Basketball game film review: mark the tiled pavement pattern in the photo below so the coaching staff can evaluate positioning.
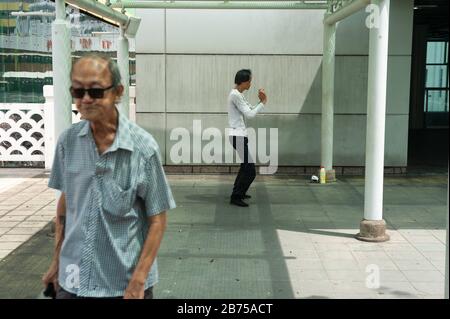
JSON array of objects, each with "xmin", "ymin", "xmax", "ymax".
[
  {"xmin": 0, "ymin": 169, "xmax": 447, "ymax": 299},
  {"xmin": 0, "ymin": 170, "xmax": 56, "ymax": 261}
]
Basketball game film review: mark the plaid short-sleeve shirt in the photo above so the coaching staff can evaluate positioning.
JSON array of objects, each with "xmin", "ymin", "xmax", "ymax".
[{"xmin": 48, "ymin": 110, "xmax": 176, "ymax": 297}]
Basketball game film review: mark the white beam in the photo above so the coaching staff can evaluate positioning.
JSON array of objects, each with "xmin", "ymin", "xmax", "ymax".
[
  {"xmin": 363, "ymin": 0, "xmax": 390, "ymax": 221},
  {"xmin": 324, "ymin": 0, "xmax": 370, "ymax": 25},
  {"xmin": 66, "ymin": 0, "xmax": 129, "ymax": 26},
  {"xmin": 11, "ymin": 11, "xmax": 56, "ymax": 17},
  {"xmin": 112, "ymin": 1, "xmax": 328, "ymax": 9},
  {"xmin": 321, "ymin": 14, "xmax": 336, "ymax": 172}
]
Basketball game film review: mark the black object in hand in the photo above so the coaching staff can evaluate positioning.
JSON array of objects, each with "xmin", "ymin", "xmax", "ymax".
[{"xmin": 43, "ymin": 283, "xmax": 57, "ymax": 299}]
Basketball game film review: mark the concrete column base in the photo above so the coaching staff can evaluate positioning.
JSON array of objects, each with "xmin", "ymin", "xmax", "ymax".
[
  {"xmin": 326, "ymin": 169, "xmax": 336, "ymax": 182},
  {"xmin": 355, "ymin": 219, "xmax": 390, "ymax": 242},
  {"xmin": 316, "ymin": 168, "xmax": 336, "ymax": 183}
]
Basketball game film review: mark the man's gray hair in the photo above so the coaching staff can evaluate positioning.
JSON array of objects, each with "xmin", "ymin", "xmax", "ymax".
[{"xmin": 71, "ymin": 53, "xmax": 122, "ymax": 88}]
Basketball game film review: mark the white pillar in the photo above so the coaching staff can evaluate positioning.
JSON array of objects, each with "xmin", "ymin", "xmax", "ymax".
[
  {"xmin": 117, "ymin": 27, "xmax": 130, "ymax": 118},
  {"xmin": 49, "ymin": 0, "xmax": 71, "ymax": 168},
  {"xmin": 43, "ymin": 85, "xmax": 54, "ymax": 170},
  {"xmin": 364, "ymin": 0, "xmax": 390, "ymax": 221},
  {"xmin": 129, "ymin": 85, "xmax": 136, "ymax": 122},
  {"xmin": 321, "ymin": 16, "xmax": 336, "ymax": 174}
]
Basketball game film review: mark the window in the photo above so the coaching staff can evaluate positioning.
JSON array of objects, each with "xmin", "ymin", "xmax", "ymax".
[
  {"xmin": 424, "ymin": 41, "xmax": 449, "ymax": 128},
  {"xmin": 0, "ymin": 0, "xmax": 136, "ymax": 104}
]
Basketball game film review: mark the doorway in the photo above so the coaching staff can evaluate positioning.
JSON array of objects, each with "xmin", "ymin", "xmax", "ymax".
[{"xmin": 408, "ymin": 0, "xmax": 449, "ymax": 167}]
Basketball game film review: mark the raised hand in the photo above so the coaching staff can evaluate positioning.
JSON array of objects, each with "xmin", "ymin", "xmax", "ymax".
[{"xmin": 258, "ymin": 88, "xmax": 267, "ymax": 104}]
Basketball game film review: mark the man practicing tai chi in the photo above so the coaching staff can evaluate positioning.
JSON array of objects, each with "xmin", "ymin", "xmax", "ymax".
[{"xmin": 227, "ymin": 69, "xmax": 267, "ymax": 207}]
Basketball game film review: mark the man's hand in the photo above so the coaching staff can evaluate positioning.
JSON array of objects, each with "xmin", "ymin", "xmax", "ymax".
[
  {"xmin": 258, "ymin": 88, "xmax": 267, "ymax": 104},
  {"xmin": 124, "ymin": 279, "xmax": 145, "ymax": 299},
  {"xmin": 42, "ymin": 260, "xmax": 59, "ymax": 292}
]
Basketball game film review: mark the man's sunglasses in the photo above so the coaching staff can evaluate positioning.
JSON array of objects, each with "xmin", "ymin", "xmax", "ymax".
[{"xmin": 70, "ymin": 85, "xmax": 114, "ymax": 99}]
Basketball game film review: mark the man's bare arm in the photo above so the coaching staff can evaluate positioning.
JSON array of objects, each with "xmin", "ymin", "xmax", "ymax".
[
  {"xmin": 42, "ymin": 192, "xmax": 66, "ymax": 289},
  {"xmin": 124, "ymin": 212, "xmax": 167, "ymax": 298},
  {"xmin": 54, "ymin": 192, "xmax": 66, "ymax": 259}
]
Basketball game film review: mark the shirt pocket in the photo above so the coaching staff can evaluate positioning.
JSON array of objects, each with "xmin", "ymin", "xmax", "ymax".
[{"xmin": 102, "ymin": 180, "xmax": 136, "ymax": 218}]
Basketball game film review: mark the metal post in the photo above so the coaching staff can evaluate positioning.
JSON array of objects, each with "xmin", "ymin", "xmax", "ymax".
[
  {"xmin": 117, "ymin": 27, "xmax": 130, "ymax": 117},
  {"xmin": 356, "ymin": 0, "xmax": 390, "ymax": 242},
  {"xmin": 321, "ymin": 14, "xmax": 336, "ymax": 182},
  {"xmin": 49, "ymin": 0, "xmax": 72, "ymax": 168}
]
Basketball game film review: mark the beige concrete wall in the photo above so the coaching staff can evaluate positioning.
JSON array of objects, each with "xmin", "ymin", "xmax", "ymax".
[{"xmin": 134, "ymin": 1, "xmax": 414, "ymax": 166}]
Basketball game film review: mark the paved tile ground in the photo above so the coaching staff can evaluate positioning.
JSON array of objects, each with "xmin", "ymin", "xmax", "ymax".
[
  {"xmin": 0, "ymin": 169, "xmax": 55, "ymax": 261},
  {"xmin": 0, "ymin": 168, "xmax": 448, "ymax": 299}
]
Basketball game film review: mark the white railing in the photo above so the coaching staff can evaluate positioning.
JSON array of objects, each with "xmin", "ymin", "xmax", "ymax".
[
  {"xmin": 0, "ymin": 103, "xmax": 45, "ymax": 161},
  {"xmin": 0, "ymin": 85, "xmax": 136, "ymax": 165}
]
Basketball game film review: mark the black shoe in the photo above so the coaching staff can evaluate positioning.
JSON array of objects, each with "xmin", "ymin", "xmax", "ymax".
[
  {"xmin": 242, "ymin": 194, "xmax": 251, "ymax": 199},
  {"xmin": 230, "ymin": 198, "xmax": 249, "ymax": 207}
]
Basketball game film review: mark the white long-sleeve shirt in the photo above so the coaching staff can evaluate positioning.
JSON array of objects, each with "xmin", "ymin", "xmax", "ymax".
[{"xmin": 227, "ymin": 88, "xmax": 265, "ymax": 137}]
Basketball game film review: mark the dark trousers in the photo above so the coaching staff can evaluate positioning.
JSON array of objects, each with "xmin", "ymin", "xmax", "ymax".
[
  {"xmin": 55, "ymin": 286, "xmax": 154, "ymax": 299},
  {"xmin": 230, "ymin": 136, "xmax": 256, "ymax": 199}
]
